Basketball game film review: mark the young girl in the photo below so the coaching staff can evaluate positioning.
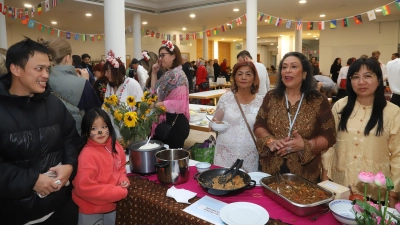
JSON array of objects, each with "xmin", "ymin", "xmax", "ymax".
[{"xmin": 72, "ymin": 108, "xmax": 129, "ymax": 225}]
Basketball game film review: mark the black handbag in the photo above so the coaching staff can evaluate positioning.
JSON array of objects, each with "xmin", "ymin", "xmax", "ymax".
[
  {"xmin": 155, "ymin": 114, "xmax": 179, "ymax": 141},
  {"xmin": 200, "ymin": 81, "xmax": 209, "ymax": 89}
]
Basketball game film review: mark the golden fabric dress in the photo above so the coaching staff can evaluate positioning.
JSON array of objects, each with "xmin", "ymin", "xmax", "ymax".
[
  {"xmin": 254, "ymin": 90, "xmax": 336, "ymax": 183},
  {"xmin": 322, "ymin": 97, "xmax": 400, "ymax": 199}
]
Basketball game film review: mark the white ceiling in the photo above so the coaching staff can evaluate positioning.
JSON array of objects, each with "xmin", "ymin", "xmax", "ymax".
[{"xmin": 4, "ymin": 0, "xmax": 400, "ymax": 44}]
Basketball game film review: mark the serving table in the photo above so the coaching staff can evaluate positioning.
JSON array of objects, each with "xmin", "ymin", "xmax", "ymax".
[
  {"xmin": 116, "ymin": 165, "xmax": 340, "ymax": 225},
  {"xmin": 188, "ymin": 104, "xmax": 215, "ymax": 132},
  {"xmin": 189, "ymin": 89, "xmax": 227, "ymax": 106}
]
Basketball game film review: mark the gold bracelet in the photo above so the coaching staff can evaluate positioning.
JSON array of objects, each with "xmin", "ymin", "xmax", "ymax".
[{"xmin": 265, "ymin": 137, "xmax": 275, "ymax": 148}]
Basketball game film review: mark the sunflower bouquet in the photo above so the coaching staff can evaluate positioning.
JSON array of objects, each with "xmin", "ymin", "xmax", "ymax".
[{"xmin": 102, "ymin": 91, "xmax": 166, "ymax": 146}]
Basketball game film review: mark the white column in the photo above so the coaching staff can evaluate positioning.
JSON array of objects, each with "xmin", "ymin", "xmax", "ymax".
[
  {"xmin": 278, "ymin": 36, "xmax": 291, "ymax": 61},
  {"xmin": 261, "ymin": 45, "xmax": 268, "ymax": 66},
  {"xmin": 104, "ymin": 0, "xmax": 126, "ymax": 63},
  {"xmin": 213, "ymin": 41, "xmax": 218, "ymax": 59},
  {"xmin": 295, "ymin": 28, "xmax": 302, "ymax": 53},
  {"xmin": 246, "ymin": 0, "xmax": 257, "ymax": 58},
  {"xmin": 133, "ymin": 13, "xmax": 141, "ymax": 59},
  {"xmin": 202, "ymin": 26, "xmax": 208, "ymax": 60},
  {"xmin": 0, "ymin": 0, "xmax": 7, "ymax": 49}
]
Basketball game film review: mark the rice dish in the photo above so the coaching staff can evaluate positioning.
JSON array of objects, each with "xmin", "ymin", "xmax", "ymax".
[{"xmin": 139, "ymin": 143, "xmax": 159, "ymax": 150}]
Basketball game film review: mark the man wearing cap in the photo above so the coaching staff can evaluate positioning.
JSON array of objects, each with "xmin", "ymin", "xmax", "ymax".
[
  {"xmin": 81, "ymin": 53, "xmax": 95, "ymax": 85},
  {"xmin": 128, "ymin": 58, "xmax": 148, "ymax": 89}
]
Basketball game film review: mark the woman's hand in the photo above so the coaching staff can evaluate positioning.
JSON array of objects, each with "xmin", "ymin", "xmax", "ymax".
[
  {"xmin": 119, "ymin": 180, "xmax": 130, "ymax": 188},
  {"xmin": 152, "ymin": 59, "xmax": 161, "ymax": 75},
  {"xmin": 277, "ymin": 130, "xmax": 305, "ymax": 157},
  {"xmin": 48, "ymin": 164, "xmax": 73, "ymax": 191},
  {"xmin": 268, "ymin": 137, "xmax": 289, "ymax": 153},
  {"xmin": 76, "ymin": 68, "xmax": 89, "ymax": 80}
]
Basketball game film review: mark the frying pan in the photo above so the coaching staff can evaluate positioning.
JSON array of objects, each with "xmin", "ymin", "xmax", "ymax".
[{"xmin": 194, "ymin": 168, "xmax": 256, "ymax": 196}]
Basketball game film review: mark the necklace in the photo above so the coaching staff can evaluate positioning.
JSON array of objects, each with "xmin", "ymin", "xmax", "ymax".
[{"xmin": 285, "ymin": 92, "xmax": 304, "ymax": 137}]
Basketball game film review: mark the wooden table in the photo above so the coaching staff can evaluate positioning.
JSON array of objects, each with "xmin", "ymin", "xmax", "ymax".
[
  {"xmin": 189, "ymin": 89, "xmax": 227, "ymax": 106},
  {"xmin": 189, "ymin": 104, "xmax": 215, "ymax": 132},
  {"xmin": 210, "ymin": 83, "xmax": 231, "ymax": 90}
]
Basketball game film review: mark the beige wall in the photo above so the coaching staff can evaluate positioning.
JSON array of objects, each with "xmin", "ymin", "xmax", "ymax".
[{"xmin": 319, "ymin": 20, "xmax": 400, "ymax": 76}]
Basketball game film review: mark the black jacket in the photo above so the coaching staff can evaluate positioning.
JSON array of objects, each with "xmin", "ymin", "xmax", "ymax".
[
  {"xmin": 0, "ymin": 73, "xmax": 81, "ymax": 224},
  {"xmin": 182, "ymin": 62, "xmax": 194, "ymax": 92}
]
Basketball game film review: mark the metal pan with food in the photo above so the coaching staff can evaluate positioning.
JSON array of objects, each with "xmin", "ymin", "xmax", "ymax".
[
  {"xmin": 260, "ymin": 173, "xmax": 333, "ymax": 216},
  {"xmin": 194, "ymin": 168, "xmax": 256, "ymax": 196}
]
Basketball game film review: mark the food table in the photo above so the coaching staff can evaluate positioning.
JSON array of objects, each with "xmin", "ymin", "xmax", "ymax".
[
  {"xmin": 117, "ymin": 164, "xmax": 341, "ymax": 225},
  {"xmin": 189, "ymin": 89, "xmax": 227, "ymax": 106},
  {"xmin": 189, "ymin": 104, "xmax": 215, "ymax": 132}
]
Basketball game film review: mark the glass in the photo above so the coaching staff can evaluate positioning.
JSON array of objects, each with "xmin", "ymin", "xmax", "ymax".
[
  {"xmin": 350, "ymin": 73, "xmax": 376, "ymax": 82},
  {"xmin": 159, "ymin": 53, "xmax": 172, "ymax": 58}
]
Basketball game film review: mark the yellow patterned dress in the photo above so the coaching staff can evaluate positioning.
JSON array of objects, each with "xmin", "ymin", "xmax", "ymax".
[
  {"xmin": 254, "ymin": 90, "xmax": 336, "ymax": 183},
  {"xmin": 322, "ymin": 97, "xmax": 400, "ymax": 199}
]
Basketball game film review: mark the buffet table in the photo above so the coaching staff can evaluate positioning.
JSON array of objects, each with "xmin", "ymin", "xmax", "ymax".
[
  {"xmin": 189, "ymin": 89, "xmax": 227, "ymax": 106},
  {"xmin": 189, "ymin": 104, "xmax": 215, "ymax": 132},
  {"xmin": 116, "ymin": 165, "xmax": 341, "ymax": 225}
]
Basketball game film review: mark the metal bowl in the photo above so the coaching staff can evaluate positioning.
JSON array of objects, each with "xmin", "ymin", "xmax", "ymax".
[{"xmin": 260, "ymin": 173, "xmax": 333, "ymax": 216}]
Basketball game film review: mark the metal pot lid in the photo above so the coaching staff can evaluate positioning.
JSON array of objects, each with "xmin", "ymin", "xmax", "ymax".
[{"xmin": 128, "ymin": 140, "xmax": 164, "ymax": 152}]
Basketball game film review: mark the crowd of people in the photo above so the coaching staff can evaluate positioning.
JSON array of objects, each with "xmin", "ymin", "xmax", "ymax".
[{"xmin": 1, "ymin": 36, "xmax": 400, "ymax": 224}]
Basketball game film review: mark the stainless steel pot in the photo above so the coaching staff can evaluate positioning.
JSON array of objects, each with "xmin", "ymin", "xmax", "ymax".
[
  {"xmin": 154, "ymin": 149, "xmax": 190, "ymax": 184},
  {"xmin": 128, "ymin": 140, "xmax": 164, "ymax": 174}
]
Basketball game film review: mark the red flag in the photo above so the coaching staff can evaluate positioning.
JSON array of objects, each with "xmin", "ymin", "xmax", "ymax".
[
  {"xmin": 221, "ymin": 25, "xmax": 225, "ymax": 32},
  {"xmin": 21, "ymin": 15, "xmax": 29, "ymax": 24},
  {"xmin": 2, "ymin": 4, "xmax": 6, "ymax": 15},
  {"xmin": 151, "ymin": 31, "xmax": 154, "ymax": 37},
  {"xmin": 0, "ymin": 4, "xmax": 2, "ymax": 14},
  {"xmin": 186, "ymin": 34, "xmax": 189, "ymax": 40},
  {"xmin": 192, "ymin": 33, "xmax": 196, "ymax": 40},
  {"xmin": 354, "ymin": 15, "xmax": 362, "ymax": 25},
  {"xmin": 243, "ymin": 14, "xmax": 247, "ymax": 20},
  {"xmin": 18, "ymin": 8, "xmax": 23, "ymax": 19},
  {"xmin": 38, "ymin": 4, "xmax": 42, "ymax": 15},
  {"xmin": 38, "ymin": 24, "xmax": 42, "ymax": 31},
  {"xmin": 206, "ymin": 30, "xmax": 211, "ymax": 37}
]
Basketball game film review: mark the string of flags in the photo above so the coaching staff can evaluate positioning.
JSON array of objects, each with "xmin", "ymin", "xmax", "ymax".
[{"xmin": 1, "ymin": 0, "xmax": 399, "ymax": 41}]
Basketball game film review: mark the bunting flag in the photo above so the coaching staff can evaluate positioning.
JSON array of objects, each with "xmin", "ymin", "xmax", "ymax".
[
  {"xmin": 0, "ymin": 4, "xmax": 2, "ymax": 14},
  {"xmin": 45, "ymin": 0, "xmax": 50, "ymax": 12},
  {"xmin": 151, "ymin": 31, "xmax": 154, "ymax": 37},
  {"xmin": 342, "ymin": 18, "xmax": 349, "ymax": 27},
  {"xmin": 236, "ymin": 17, "xmax": 242, "ymax": 26},
  {"xmin": 330, "ymin": 20, "xmax": 337, "ymax": 29},
  {"xmin": 258, "ymin": 12, "xmax": 264, "ymax": 21},
  {"xmin": 48, "ymin": 27, "xmax": 51, "ymax": 34},
  {"xmin": 52, "ymin": 0, "xmax": 57, "ymax": 7},
  {"xmin": 199, "ymin": 32, "xmax": 203, "ymax": 38},
  {"xmin": 285, "ymin": 20, "xmax": 292, "ymax": 28},
  {"xmin": 28, "ymin": 19, "xmax": 35, "ymax": 28},
  {"xmin": 31, "ymin": 6, "xmax": 34, "ymax": 17},
  {"xmin": 275, "ymin": 18, "xmax": 282, "ymax": 26},
  {"xmin": 185, "ymin": 34, "xmax": 189, "ymax": 40},
  {"xmin": 24, "ymin": 8, "xmax": 28, "ymax": 15},
  {"xmin": 90, "ymin": 35, "xmax": 94, "ymax": 41},
  {"xmin": 381, "ymin": 5, "xmax": 390, "ymax": 16},
  {"xmin": 206, "ymin": 30, "xmax": 211, "ymax": 37},
  {"xmin": 192, "ymin": 33, "xmax": 196, "ymax": 40},
  {"xmin": 307, "ymin": 22, "xmax": 314, "ymax": 30},
  {"xmin": 266, "ymin": 16, "xmax": 273, "ymax": 24},
  {"xmin": 243, "ymin": 14, "xmax": 247, "ymax": 20},
  {"xmin": 179, "ymin": 34, "xmax": 183, "ymax": 41},
  {"xmin": 213, "ymin": 28, "xmax": 218, "ymax": 35},
  {"xmin": 318, "ymin": 21, "xmax": 325, "ymax": 30},
  {"xmin": 354, "ymin": 15, "xmax": 362, "ymax": 24},
  {"xmin": 38, "ymin": 4, "xmax": 42, "ymax": 15},
  {"xmin": 38, "ymin": 23, "xmax": 42, "ymax": 31},
  {"xmin": 97, "ymin": 35, "xmax": 101, "ymax": 41},
  {"xmin": 22, "ymin": 16, "xmax": 29, "ymax": 25},
  {"xmin": 156, "ymin": 32, "xmax": 160, "ymax": 38},
  {"xmin": 74, "ymin": 34, "xmax": 79, "ymax": 40},
  {"xmin": 141, "ymin": 28, "xmax": 144, "ymax": 34},
  {"xmin": 82, "ymin": 34, "xmax": 86, "ymax": 41},
  {"xmin": 145, "ymin": 30, "xmax": 150, "ymax": 35},
  {"xmin": 18, "ymin": 8, "xmax": 23, "ymax": 19},
  {"xmin": 2, "ymin": 4, "xmax": 6, "ymax": 15},
  {"xmin": 173, "ymin": 34, "xmax": 176, "ymax": 41},
  {"xmin": 66, "ymin": 32, "xmax": 71, "ymax": 39},
  {"xmin": 296, "ymin": 21, "xmax": 302, "ymax": 30},
  {"xmin": 229, "ymin": 22, "xmax": 234, "ymax": 29},
  {"xmin": 396, "ymin": 0, "xmax": 400, "ymax": 10},
  {"xmin": 221, "ymin": 25, "xmax": 225, "ymax": 32},
  {"xmin": 367, "ymin": 10, "xmax": 376, "ymax": 21},
  {"xmin": 57, "ymin": 30, "xmax": 60, "ymax": 37},
  {"xmin": 166, "ymin": 34, "xmax": 170, "ymax": 40}
]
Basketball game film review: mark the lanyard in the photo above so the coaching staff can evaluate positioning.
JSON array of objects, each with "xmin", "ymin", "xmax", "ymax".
[{"xmin": 285, "ymin": 92, "xmax": 304, "ymax": 137}]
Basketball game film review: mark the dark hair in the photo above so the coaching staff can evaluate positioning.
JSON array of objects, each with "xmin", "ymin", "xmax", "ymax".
[
  {"xmin": 393, "ymin": 53, "xmax": 399, "ymax": 58},
  {"xmin": 158, "ymin": 44, "xmax": 182, "ymax": 69},
  {"xmin": 130, "ymin": 58, "xmax": 139, "ymax": 65},
  {"xmin": 231, "ymin": 61, "xmax": 260, "ymax": 94},
  {"xmin": 332, "ymin": 58, "xmax": 341, "ymax": 66},
  {"xmin": 338, "ymin": 58, "xmax": 386, "ymax": 136},
  {"xmin": 81, "ymin": 53, "xmax": 90, "ymax": 60},
  {"xmin": 81, "ymin": 108, "xmax": 117, "ymax": 154},
  {"xmin": 103, "ymin": 58, "xmax": 126, "ymax": 87},
  {"xmin": 346, "ymin": 57, "xmax": 356, "ymax": 66},
  {"xmin": 6, "ymin": 37, "xmax": 49, "ymax": 74},
  {"xmin": 272, "ymin": 52, "xmax": 316, "ymax": 101},
  {"xmin": 236, "ymin": 50, "xmax": 253, "ymax": 60},
  {"xmin": 92, "ymin": 63, "xmax": 103, "ymax": 72},
  {"xmin": 72, "ymin": 55, "xmax": 81, "ymax": 67}
]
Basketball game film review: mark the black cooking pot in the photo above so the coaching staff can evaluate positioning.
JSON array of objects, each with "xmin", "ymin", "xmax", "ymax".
[{"xmin": 194, "ymin": 168, "xmax": 256, "ymax": 196}]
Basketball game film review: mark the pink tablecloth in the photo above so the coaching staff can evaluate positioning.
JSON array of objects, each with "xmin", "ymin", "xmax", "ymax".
[{"xmin": 134, "ymin": 166, "xmax": 341, "ymax": 225}]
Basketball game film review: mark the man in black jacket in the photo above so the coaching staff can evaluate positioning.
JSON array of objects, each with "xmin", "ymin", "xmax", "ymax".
[
  {"xmin": 0, "ymin": 38, "xmax": 81, "ymax": 225},
  {"xmin": 182, "ymin": 56, "xmax": 194, "ymax": 93},
  {"xmin": 213, "ymin": 59, "xmax": 220, "ymax": 82}
]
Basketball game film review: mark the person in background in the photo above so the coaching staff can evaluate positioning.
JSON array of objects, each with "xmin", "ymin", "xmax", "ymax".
[
  {"xmin": 212, "ymin": 61, "xmax": 263, "ymax": 172},
  {"xmin": 191, "ymin": 60, "xmax": 197, "ymax": 75},
  {"xmin": 337, "ymin": 57, "xmax": 356, "ymax": 100},
  {"xmin": 391, "ymin": 53, "xmax": 399, "ymax": 61},
  {"xmin": 195, "ymin": 58, "xmax": 210, "ymax": 105},
  {"xmin": 310, "ymin": 56, "xmax": 320, "ymax": 75},
  {"xmin": 129, "ymin": 58, "xmax": 148, "ymax": 90},
  {"xmin": 151, "ymin": 40, "xmax": 190, "ymax": 148},
  {"xmin": 371, "ymin": 50, "xmax": 388, "ymax": 82},
  {"xmin": 387, "ymin": 54, "xmax": 400, "ymax": 107},
  {"xmin": 73, "ymin": 108, "xmax": 129, "ymax": 225},
  {"xmin": 38, "ymin": 37, "xmax": 101, "ymax": 134},
  {"xmin": 360, "ymin": 54, "xmax": 369, "ymax": 59},
  {"xmin": 206, "ymin": 59, "xmax": 214, "ymax": 82},
  {"xmin": 139, "ymin": 50, "xmax": 160, "ymax": 89},
  {"xmin": 322, "ymin": 58, "xmax": 400, "ymax": 207},
  {"xmin": 92, "ymin": 63, "xmax": 107, "ymax": 104},
  {"xmin": 254, "ymin": 52, "xmax": 336, "ymax": 183},
  {"xmin": 182, "ymin": 55, "xmax": 194, "ymax": 93},
  {"xmin": 314, "ymin": 75, "xmax": 338, "ymax": 96},
  {"xmin": 270, "ymin": 65, "xmax": 277, "ymax": 75},
  {"xmin": 330, "ymin": 58, "xmax": 342, "ymax": 84},
  {"xmin": 0, "ymin": 37, "xmax": 81, "ymax": 225},
  {"xmin": 213, "ymin": 59, "xmax": 220, "ymax": 82},
  {"xmin": 220, "ymin": 58, "xmax": 228, "ymax": 81},
  {"xmin": 81, "ymin": 53, "xmax": 95, "ymax": 85},
  {"xmin": 0, "ymin": 48, "xmax": 6, "ymax": 76}
]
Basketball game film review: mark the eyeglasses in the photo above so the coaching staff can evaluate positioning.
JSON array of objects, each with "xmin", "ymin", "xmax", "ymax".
[
  {"xmin": 350, "ymin": 73, "xmax": 376, "ymax": 82},
  {"xmin": 159, "ymin": 53, "xmax": 172, "ymax": 58}
]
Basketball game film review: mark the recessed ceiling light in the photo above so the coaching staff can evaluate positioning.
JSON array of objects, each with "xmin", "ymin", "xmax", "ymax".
[
  {"xmin": 375, "ymin": 8, "xmax": 382, "ymax": 12},
  {"xmin": 182, "ymin": 27, "xmax": 186, "ymax": 31},
  {"xmin": 299, "ymin": 0, "xmax": 306, "ymax": 3},
  {"xmin": 316, "ymin": 38, "xmax": 319, "ymax": 40},
  {"xmin": 24, "ymin": 4, "xmax": 32, "ymax": 8},
  {"xmin": 257, "ymin": 36, "xmax": 260, "ymax": 38},
  {"xmin": 270, "ymin": 43, "xmax": 274, "ymax": 45},
  {"xmin": 142, "ymin": 21, "xmax": 148, "ymax": 25},
  {"xmin": 85, "ymin": 13, "xmax": 92, "ymax": 17},
  {"xmin": 233, "ymin": 40, "xmax": 236, "ymax": 42},
  {"xmin": 51, "ymin": 21, "xmax": 57, "ymax": 24},
  {"xmin": 222, "ymin": 38, "xmax": 225, "ymax": 40},
  {"xmin": 313, "ymin": 35, "xmax": 317, "ymax": 37},
  {"xmin": 307, "ymin": 33, "xmax": 311, "ymax": 35},
  {"xmin": 233, "ymin": 8, "xmax": 239, "ymax": 12},
  {"xmin": 320, "ymin": 14, "xmax": 326, "ymax": 17},
  {"xmin": 279, "ymin": 34, "xmax": 283, "ymax": 36},
  {"xmin": 190, "ymin": 14, "xmax": 195, "ymax": 18}
]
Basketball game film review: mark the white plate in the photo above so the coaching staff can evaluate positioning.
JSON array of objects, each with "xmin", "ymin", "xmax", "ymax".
[
  {"xmin": 248, "ymin": 172, "xmax": 271, "ymax": 186},
  {"xmin": 220, "ymin": 202, "xmax": 269, "ymax": 225},
  {"xmin": 195, "ymin": 121, "xmax": 209, "ymax": 126}
]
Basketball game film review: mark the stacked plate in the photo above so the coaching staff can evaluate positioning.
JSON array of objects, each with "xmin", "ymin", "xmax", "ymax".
[{"xmin": 219, "ymin": 202, "xmax": 269, "ymax": 225}]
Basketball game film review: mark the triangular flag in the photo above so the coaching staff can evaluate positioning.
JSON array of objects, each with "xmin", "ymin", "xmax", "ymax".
[
  {"xmin": 199, "ymin": 32, "xmax": 203, "ymax": 39},
  {"xmin": 258, "ymin": 12, "xmax": 264, "ymax": 21},
  {"xmin": 354, "ymin": 15, "xmax": 362, "ymax": 25},
  {"xmin": 221, "ymin": 25, "xmax": 225, "ymax": 32},
  {"xmin": 214, "ymin": 28, "xmax": 218, "ymax": 35},
  {"xmin": 38, "ymin": 4, "xmax": 42, "ymax": 15},
  {"xmin": 52, "ymin": 0, "xmax": 57, "ymax": 7},
  {"xmin": 45, "ymin": 0, "xmax": 50, "ymax": 12},
  {"xmin": 66, "ymin": 32, "xmax": 71, "ymax": 39},
  {"xmin": 206, "ymin": 30, "xmax": 211, "ymax": 37},
  {"xmin": 266, "ymin": 16, "xmax": 273, "ymax": 24},
  {"xmin": 296, "ymin": 21, "xmax": 302, "ymax": 30},
  {"xmin": 318, "ymin": 21, "xmax": 325, "ymax": 30},
  {"xmin": 307, "ymin": 22, "xmax": 314, "ymax": 30},
  {"xmin": 285, "ymin": 20, "xmax": 292, "ymax": 28},
  {"xmin": 382, "ymin": 5, "xmax": 390, "ymax": 16},
  {"xmin": 192, "ymin": 33, "xmax": 196, "ymax": 40},
  {"xmin": 342, "ymin": 18, "xmax": 349, "ymax": 27},
  {"xmin": 28, "ymin": 19, "xmax": 35, "ymax": 28},
  {"xmin": 330, "ymin": 20, "xmax": 337, "ymax": 29},
  {"xmin": 275, "ymin": 18, "xmax": 282, "ymax": 27}
]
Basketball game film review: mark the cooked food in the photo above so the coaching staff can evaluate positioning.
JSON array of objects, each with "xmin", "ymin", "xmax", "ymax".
[
  {"xmin": 216, "ymin": 121, "xmax": 224, "ymax": 124},
  {"xmin": 268, "ymin": 180, "xmax": 329, "ymax": 204},
  {"xmin": 199, "ymin": 108, "xmax": 207, "ymax": 113},
  {"xmin": 206, "ymin": 108, "xmax": 215, "ymax": 115},
  {"xmin": 138, "ymin": 143, "xmax": 159, "ymax": 150},
  {"xmin": 211, "ymin": 174, "xmax": 245, "ymax": 190}
]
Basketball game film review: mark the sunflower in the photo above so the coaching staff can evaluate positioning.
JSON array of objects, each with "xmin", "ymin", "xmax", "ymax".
[
  {"xmin": 141, "ymin": 115, "xmax": 145, "ymax": 120},
  {"xmin": 126, "ymin": 96, "xmax": 136, "ymax": 107},
  {"xmin": 141, "ymin": 95, "xmax": 146, "ymax": 102},
  {"xmin": 123, "ymin": 112, "xmax": 138, "ymax": 128},
  {"xmin": 143, "ymin": 91, "xmax": 149, "ymax": 97},
  {"xmin": 159, "ymin": 106, "xmax": 167, "ymax": 112},
  {"xmin": 145, "ymin": 109, "xmax": 151, "ymax": 115},
  {"xmin": 102, "ymin": 103, "xmax": 109, "ymax": 112},
  {"xmin": 114, "ymin": 110, "xmax": 123, "ymax": 121},
  {"xmin": 153, "ymin": 95, "xmax": 158, "ymax": 101},
  {"xmin": 104, "ymin": 96, "xmax": 112, "ymax": 104},
  {"xmin": 109, "ymin": 94, "xmax": 118, "ymax": 106}
]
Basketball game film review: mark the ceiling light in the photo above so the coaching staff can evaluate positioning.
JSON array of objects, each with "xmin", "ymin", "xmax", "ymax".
[
  {"xmin": 265, "ymin": 19, "xmax": 267, "ymax": 22},
  {"xmin": 142, "ymin": 21, "xmax": 148, "ymax": 25},
  {"xmin": 270, "ymin": 43, "xmax": 274, "ymax": 45},
  {"xmin": 375, "ymin": 8, "xmax": 382, "ymax": 12},
  {"xmin": 233, "ymin": 40, "xmax": 236, "ymax": 42},
  {"xmin": 85, "ymin": 13, "xmax": 92, "ymax": 17},
  {"xmin": 316, "ymin": 38, "xmax": 319, "ymax": 40},
  {"xmin": 279, "ymin": 35, "xmax": 283, "ymax": 36},
  {"xmin": 307, "ymin": 33, "xmax": 311, "ymax": 35},
  {"xmin": 222, "ymin": 38, "xmax": 225, "ymax": 40},
  {"xmin": 257, "ymin": 36, "xmax": 260, "ymax": 38},
  {"xmin": 313, "ymin": 35, "xmax": 317, "ymax": 37},
  {"xmin": 24, "ymin": 4, "xmax": 32, "ymax": 8},
  {"xmin": 190, "ymin": 14, "xmax": 195, "ymax": 18},
  {"xmin": 233, "ymin": 8, "xmax": 239, "ymax": 12},
  {"xmin": 299, "ymin": 0, "xmax": 306, "ymax": 3},
  {"xmin": 320, "ymin": 14, "xmax": 326, "ymax": 17},
  {"xmin": 51, "ymin": 21, "xmax": 57, "ymax": 24},
  {"xmin": 182, "ymin": 27, "xmax": 186, "ymax": 31}
]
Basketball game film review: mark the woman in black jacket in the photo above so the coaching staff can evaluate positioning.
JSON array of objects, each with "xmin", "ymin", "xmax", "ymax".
[{"xmin": 330, "ymin": 58, "xmax": 342, "ymax": 84}]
